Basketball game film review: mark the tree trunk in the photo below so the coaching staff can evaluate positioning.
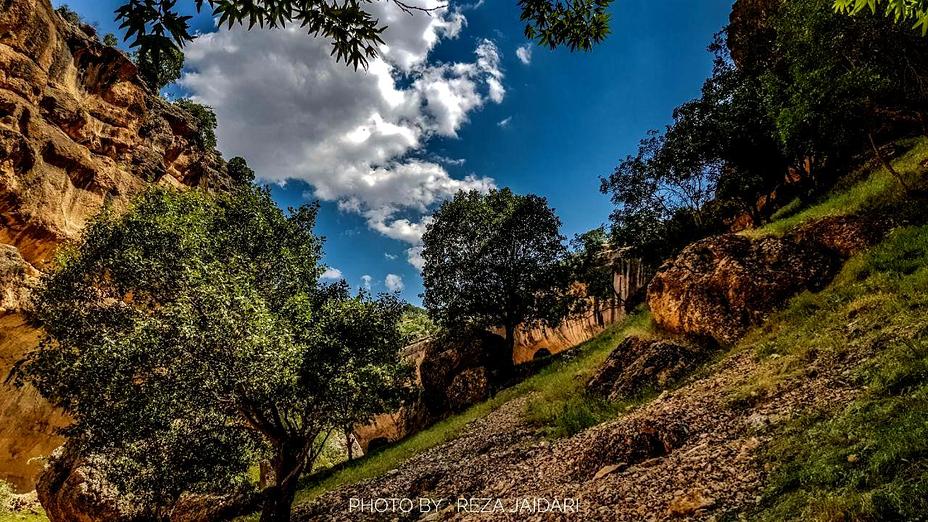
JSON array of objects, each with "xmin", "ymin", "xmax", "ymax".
[
  {"xmin": 345, "ymin": 426, "xmax": 354, "ymax": 461},
  {"xmin": 869, "ymin": 132, "xmax": 911, "ymax": 195},
  {"xmin": 503, "ymin": 323, "xmax": 516, "ymax": 369},
  {"xmin": 259, "ymin": 444, "xmax": 305, "ymax": 522}
]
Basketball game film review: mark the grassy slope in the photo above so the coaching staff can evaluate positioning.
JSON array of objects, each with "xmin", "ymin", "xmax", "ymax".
[
  {"xmin": 0, "ymin": 512, "xmax": 47, "ymax": 522},
  {"xmin": 292, "ymin": 311, "xmax": 654, "ymax": 505},
  {"xmin": 749, "ymin": 138, "xmax": 928, "ymax": 237},
  {"xmin": 727, "ymin": 140, "xmax": 928, "ymax": 519},
  {"xmin": 743, "ymin": 224, "xmax": 928, "ymax": 520},
  {"xmin": 293, "ymin": 138, "xmax": 928, "ymax": 512},
  {"xmin": 730, "ymin": 139, "xmax": 928, "ymax": 521}
]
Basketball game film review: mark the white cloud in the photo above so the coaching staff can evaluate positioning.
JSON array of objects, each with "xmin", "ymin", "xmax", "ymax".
[
  {"xmin": 385, "ymin": 253, "xmax": 398, "ymax": 260},
  {"xmin": 497, "ymin": 116, "xmax": 512, "ymax": 128},
  {"xmin": 320, "ymin": 267, "xmax": 344, "ymax": 280},
  {"xmin": 385, "ymin": 274, "xmax": 405, "ymax": 292},
  {"xmin": 406, "ymin": 245, "xmax": 425, "ymax": 271},
  {"xmin": 459, "ymin": 0, "xmax": 485, "ymax": 10},
  {"xmin": 180, "ymin": 3, "xmax": 504, "ymax": 269},
  {"xmin": 516, "ymin": 43, "xmax": 532, "ymax": 65},
  {"xmin": 361, "ymin": 275, "xmax": 373, "ymax": 290}
]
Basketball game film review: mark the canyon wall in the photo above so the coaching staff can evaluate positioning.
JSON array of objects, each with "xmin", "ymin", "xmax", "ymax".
[{"xmin": 0, "ymin": 0, "xmax": 230, "ymax": 490}]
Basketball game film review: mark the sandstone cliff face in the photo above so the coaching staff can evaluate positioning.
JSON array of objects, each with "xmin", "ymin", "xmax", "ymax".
[
  {"xmin": 0, "ymin": 0, "xmax": 230, "ymax": 490},
  {"xmin": 509, "ymin": 301, "xmax": 624, "ymax": 364}
]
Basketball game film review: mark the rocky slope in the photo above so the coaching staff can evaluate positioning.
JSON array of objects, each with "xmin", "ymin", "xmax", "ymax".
[
  {"xmin": 298, "ymin": 203, "xmax": 916, "ymax": 520},
  {"xmin": 0, "ymin": 0, "xmax": 230, "ymax": 490},
  {"xmin": 297, "ymin": 332, "xmax": 860, "ymax": 521}
]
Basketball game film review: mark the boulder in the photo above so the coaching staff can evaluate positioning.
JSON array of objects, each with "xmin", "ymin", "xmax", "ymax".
[
  {"xmin": 648, "ymin": 214, "xmax": 899, "ymax": 346},
  {"xmin": 419, "ymin": 330, "xmax": 509, "ymax": 416},
  {"xmin": 647, "ymin": 233, "xmax": 837, "ymax": 345},
  {"xmin": 36, "ymin": 446, "xmax": 260, "ymax": 522},
  {"xmin": 587, "ymin": 336, "xmax": 702, "ymax": 400},
  {"xmin": 36, "ymin": 447, "xmax": 146, "ymax": 522},
  {"xmin": 573, "ymin": 418, "xmax": 689, "ymax": 478},
  {"xmin": 788, "ymin": 214, "xmax": 896, "ymax": 259},
  {"xmin": 446, "ymin": 367, "xmax": 490, "ymax": 412}
]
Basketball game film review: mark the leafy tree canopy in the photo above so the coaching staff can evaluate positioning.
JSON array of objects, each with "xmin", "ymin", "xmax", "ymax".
[
  {"xmin": 113, "ymin": 0, "xmax": 614, "ymax": 71},
  {"xmin": 605, "ymin": 1, "xmax": 928, "ymax": 266},
  {"xmin": 568, "ymin": 226, "xmax": 615, "ymax": 303},
  {"xmin": 227, "ymin": 156, "xmax": 256, "ymax": 185},
  {"xmin": 13, "ymin": 186, "xmax": 408, "ymax": 521},
  {"xmin": 132, "ymin": 44, "xmax": 185, "ymax": 92},
  {"xmin": 421, "ymin": 188, "xmax": 572, "ymax": 358},
  {"xmin": 397, "ymin": 304, "xmax": 439, "ymax": 343},
  {"xmin": 174, "ymin": 98, "xmax": 218, "ymax": 150},
  {"xmin": 763, "ymin": 0, "xmax": 928, "ymax": 176},
  {"xmin": 834, "ymin": 0, "xmax": 928, "ymax": 34}
]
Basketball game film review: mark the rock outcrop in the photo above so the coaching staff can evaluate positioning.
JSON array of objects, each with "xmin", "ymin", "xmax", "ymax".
[
  {"xmin": 788, "ymin": 214, "xmax": 896, "ymax": 259},
  {"xmin": 647, "ymin": 233, "xmax": 836, "ymax": 345},
  {"xmin": 36, "ymin": 447, "xmax": 144, "ymax": 522},
  {"xmin": 37, "ymin": 446, "xmax": 260, "ymax": 522},
  {"xmin": 353, "ymin": 331, "xmax": 511, "ymax": 452},
  {"xmin": 647, "ymin": 214, "xmax": 896, "ymax": 345},
  {"xmin": 0, "ymin": 0, "xmax": 231, "ymax": 491},
  {"xmin": 587, "ymin": 336, "xmax": 704, "ymax": 400},
  {"xmin": 419, "ymin": 330, "xmax": 510, "ymax": 416}
]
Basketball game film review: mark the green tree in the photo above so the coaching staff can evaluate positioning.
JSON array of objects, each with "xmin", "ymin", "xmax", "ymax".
[
  {"xmin": 112, "ymin": 0, "xmax": 613, "ymax": 72},
  {"xmin": 834, "ymin": 0, "xmax": 928, "ymax": 34},
  {"xmin": 13, "ymin": 186, "xmax": 407, "ymax": 522},
  {"xmin": 421, "ymin": 188, "xmax": 571, "ymax": 361},
  {"xmin": 132, "ymin": 45, "xmax": 185, "ymax": 92},
  {"xmin": 568, "ymin": 226, "xmax": 616, "ymax": 324},
  {"xmin": 103, "ymin": 33, "xmax": 119, "ymax": 47},
  {"xmin": 55, "ymin": 4, "xmax": 83, "ymax": 25},
  {"xmin": 397, "ymin": 304, "xmax": 439, "ymax": 342},
  {"xmin": 758, "ymin": 0, "xmax": 928, "ymax": 185},
  {"xmin": 227, "ymin": 156, "xmax": 256, "ymax": 185},
  {"xmin": 174, "ymin": 99, "xmax": 218, "ymax": 150}
]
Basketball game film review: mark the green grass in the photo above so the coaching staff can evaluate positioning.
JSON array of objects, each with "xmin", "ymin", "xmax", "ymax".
[
  {"xmin": 736, "ymin": 224, "xmax": 928, "ymax": 520},
  {"xmin": 523, "ymin": 311, "xmax": 654, "ymax": 438},
  {"xmin": 290, "ymin": 310, "xmax": 652, "ymax": 506},
  {"xmin": 0, "ymin": 480, "xmax": 46, "ymax": 522},
  {"xmin": 748, "ymin": 138, "xmax": 928, "ymax": 237}
]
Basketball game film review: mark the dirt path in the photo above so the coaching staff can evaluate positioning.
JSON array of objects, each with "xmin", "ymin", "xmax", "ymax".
[{"xmin": 297, "ymin": 347, "xmax": 860, "ymax": 521}]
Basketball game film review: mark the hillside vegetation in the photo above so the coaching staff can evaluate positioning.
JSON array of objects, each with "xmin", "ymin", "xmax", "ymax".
[{"xmin": 289, "ymin": 139, "xmax": 928, "ymax": 519}]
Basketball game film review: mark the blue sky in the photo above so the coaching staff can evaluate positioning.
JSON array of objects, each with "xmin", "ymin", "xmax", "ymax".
[{"xmin": 60, "ymin": 0, "xmax": 732, "ymax": 305}]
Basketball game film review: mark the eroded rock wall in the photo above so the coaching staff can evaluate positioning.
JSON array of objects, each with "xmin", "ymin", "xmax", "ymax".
[{"xmin": 0, "ymin": 0, "xmax": 230, "ymax": 490}]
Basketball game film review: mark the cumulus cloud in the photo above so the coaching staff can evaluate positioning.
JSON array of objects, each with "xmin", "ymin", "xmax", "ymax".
[
  {"xmin": 180, "ymin": 3, "xmax": 504, "ymax": 269},
  {"xmin": 516, "ymin": 43, "xmax": 532, "ymax": 65},
  {"xmin": 385, "ymin": 274, "xmax": 405, "ymax": 292},
  {"xmin": 385, "ymin": 253, "xmax": 398, "ymax": 260},
  {"xmin": 320, "ymin": 267, "xmax": 344, "ymax": 280},
  {"xmin": 361, "ymin": 275, "xmax": 373, "ymax": 290}
]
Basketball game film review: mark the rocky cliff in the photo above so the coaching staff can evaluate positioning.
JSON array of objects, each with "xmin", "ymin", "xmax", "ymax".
[{"xmin": 0, "ymin": 0, "xmax": 230, "ymax": 490}]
